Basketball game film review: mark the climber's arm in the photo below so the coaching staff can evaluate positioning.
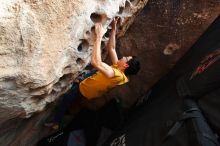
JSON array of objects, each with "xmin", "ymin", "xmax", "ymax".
[
  {"xmin": 91, "ymin": 23, "xmax": 114, "ymax": 78},
  {"xmin": 107, "ymin": 18, "xmax": 119, "ymax": 65}
]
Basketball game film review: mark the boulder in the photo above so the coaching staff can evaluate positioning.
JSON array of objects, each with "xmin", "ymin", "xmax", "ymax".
[{"xmin": 0, "ymin": 0, "xmax": 148, "ymax": 145}]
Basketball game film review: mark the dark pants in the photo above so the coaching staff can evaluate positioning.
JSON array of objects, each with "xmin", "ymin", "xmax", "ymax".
[{"xmin": 53, "ymin": 69, "xmax": 97, "ymax": 123}]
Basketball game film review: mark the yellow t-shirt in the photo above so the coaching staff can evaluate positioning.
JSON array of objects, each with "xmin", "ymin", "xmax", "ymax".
[{"xmin": 79, "ymin": 65, "xmax": 128, "ymax": 99}]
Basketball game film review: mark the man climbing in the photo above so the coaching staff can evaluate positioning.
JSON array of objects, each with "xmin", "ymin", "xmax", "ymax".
[{"xmin": 45, "ymin": 18, "xmax": 141, "ymax": 129}]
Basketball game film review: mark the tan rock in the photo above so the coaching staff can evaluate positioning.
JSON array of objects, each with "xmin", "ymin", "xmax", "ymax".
[
  {"xmin": 0, "ymin": 1, "xmax": 148, "ymax": 145},
  {"xmin": 0, "ymin": 0, "xmax": 148, "ymax": 119}
]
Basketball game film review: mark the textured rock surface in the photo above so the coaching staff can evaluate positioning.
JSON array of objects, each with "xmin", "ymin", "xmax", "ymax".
[
  {"xmin": 0, "ymin": 0, "xmax": 220, "ymax": 145},
  {"xmin": 0, "ymin": 0, "xmax": 147, "ymax": 117},
  {"xmin": 0, "ymin": 0, "xmax": 148, "ymax": 146}
]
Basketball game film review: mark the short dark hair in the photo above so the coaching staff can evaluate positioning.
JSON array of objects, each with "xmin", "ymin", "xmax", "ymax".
[{"xmin": 124, "ymin": 56, "xmax": 140, "ymax": 75}]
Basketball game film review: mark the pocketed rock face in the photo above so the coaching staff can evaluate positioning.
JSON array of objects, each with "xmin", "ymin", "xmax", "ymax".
[
  {"xmin": 0, "ymin": 0, "xmax": 148, "ymax": 145},
  {"xmin": 0, "ymin": 0, "xmax": 148, "ymax": 118}
]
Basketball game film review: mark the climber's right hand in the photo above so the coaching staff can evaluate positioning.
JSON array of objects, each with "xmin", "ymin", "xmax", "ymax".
[{"xmin": 95, "ymin": 23, "xmax": 105, "ymax": 39}]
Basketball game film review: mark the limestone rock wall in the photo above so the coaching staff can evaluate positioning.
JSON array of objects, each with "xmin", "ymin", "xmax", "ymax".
[
  {"xmin": 1, "ymin": 0, "xmax": 220, "ymax": 145},
  {"xmin": 0, "ymin": 0, "xmax": 147, "ymax": 118},
  {"xmin": 0, "ymin": 0, "xmax": 148, "ymax": 145}
]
